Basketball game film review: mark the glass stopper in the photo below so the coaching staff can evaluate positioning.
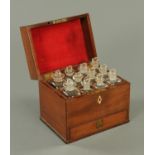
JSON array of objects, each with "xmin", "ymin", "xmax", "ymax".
[{"xmin": 65, "ymin": 65, "xmax": 74, "ymax": 77}]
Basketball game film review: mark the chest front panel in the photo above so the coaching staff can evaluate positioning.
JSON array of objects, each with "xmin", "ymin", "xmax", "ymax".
[{"xmin": 66, "ymin": 82, "xmax": 130, "ymax": 128}]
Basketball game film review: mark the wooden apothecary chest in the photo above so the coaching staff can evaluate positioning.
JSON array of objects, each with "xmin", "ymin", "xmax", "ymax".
[{"xmin": 20, "ymin": 13, "xmax": 130, "ymax": 143}]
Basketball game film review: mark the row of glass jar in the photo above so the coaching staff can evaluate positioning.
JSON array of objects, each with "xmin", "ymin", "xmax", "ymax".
[{"xmin": 50, "ymin": 57, "xmax": 120, "ymax": 96}]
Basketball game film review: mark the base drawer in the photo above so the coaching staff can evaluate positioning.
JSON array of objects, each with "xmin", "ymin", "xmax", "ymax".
[{"xmin": 70, "ymin": 110, "xmax": 128, "ymax": 141}]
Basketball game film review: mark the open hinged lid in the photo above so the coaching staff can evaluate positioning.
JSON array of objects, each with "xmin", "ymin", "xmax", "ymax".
[{"xmin": 20, "ymin": 13, "xmax": 97, "ymax": 80}]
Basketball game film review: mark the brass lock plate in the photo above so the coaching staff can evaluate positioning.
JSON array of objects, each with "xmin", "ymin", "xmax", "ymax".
[{"xmin": 96, "ymin": 119, "xmax": 103, "ymax": 129}]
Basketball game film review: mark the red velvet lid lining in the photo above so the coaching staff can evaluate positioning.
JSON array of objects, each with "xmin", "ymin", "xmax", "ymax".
[{"xmin": 30, "ymin": 19, "xmax": 89, "ymax": 74}]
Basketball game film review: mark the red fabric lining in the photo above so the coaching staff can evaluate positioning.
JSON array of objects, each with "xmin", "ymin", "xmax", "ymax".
[{"xmin": 30, "ymin": 19, "xmax": 89, "ymax": 74}]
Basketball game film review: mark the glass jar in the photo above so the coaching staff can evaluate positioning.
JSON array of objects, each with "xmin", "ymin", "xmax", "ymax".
[
  {"xmin": 63, "ymin": 78, "xmax": 76, "ymax": 92},
  {"xmin": 73, "ymin": 71, "xmax": 83, "ymax": 83},
  {"xmin": 52, "ymin": 69, "xmax": 65, "ymax": 83},
  {"xmin": 81, "ymin": 77, "xmax": 91, "ymax": 91},
  {"xmin": 79, "ymin": 63, "xmax": 88, "ymax": 74},
  {"xmin": 99, "ymin": 64, "xmax": 108, "ymax": 76},
  {"xmin": 87, "ymin": 67, "xmax": 96, "ymax": 80},
  {"xmin": 108, "ymin": 68, "xmax": 117, "ymax": 82},
  {"xmin": 65, "ymin": 65, "xmax": 74, "ymax": 77},
  {"xmin": 95, "ymin": 73, "xmax": 104, "ymax": 87}
]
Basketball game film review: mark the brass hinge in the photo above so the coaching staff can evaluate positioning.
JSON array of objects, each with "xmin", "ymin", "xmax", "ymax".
[{"xmin": 52, "ymin": 18, "xmax": 68, "ymax": 24}]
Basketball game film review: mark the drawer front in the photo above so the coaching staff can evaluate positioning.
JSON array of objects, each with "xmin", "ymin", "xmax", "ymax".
[
  {"xmin": 67, "ymin": 83, "xmax": 130, "ymax": 127},
  {"xmin": 70, "ymin": 110, "xmax": 128, "ymax": 141}
]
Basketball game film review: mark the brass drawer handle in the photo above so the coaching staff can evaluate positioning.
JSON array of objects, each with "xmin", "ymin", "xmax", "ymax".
[
  {"xmin": 96, "ymin": 119, "xmax": 103, "ymax": 129},
  {"xmin": 97, "ymin": 95, "xmax": 102, "ymax": 104}
]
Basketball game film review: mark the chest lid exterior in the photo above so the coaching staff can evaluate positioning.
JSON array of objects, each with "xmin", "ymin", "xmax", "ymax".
[{"xmin": 20, "ymin": 13, "xmax": 97, "ymax": 80}]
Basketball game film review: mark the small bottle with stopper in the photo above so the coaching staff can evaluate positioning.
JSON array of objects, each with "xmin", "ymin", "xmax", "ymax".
[
  {"xmin": 108, "ymin": 68, "xmax": 118, "ymax": 84},
  {"xmin": 63, "ymin": 78, "xmax": 80, "ymax": 97},
  {"xmin": 51, "ymin": 69, "xmax": 65, "ymax": 87},
  {"xmin": 73, "ymin": 71, "xmax": 83, "ymax": 83},
  {"xmin": 95, "ymin": 73, "xmax": 107, "ymax": 88},
  {"xmin": 81, "ymin": 77, "xmax": 91, "ymax": 92},
  {"xmin": 87, "ymin": 67, "xmax": 96, "ymax": 80},
  {"xmin": 98, "ymin": 64, "xmax": 108, "ymax": 77},
  {"xmin": 79, "ymin": 63, "xmax": 88, "ymax": 74},
  {"xmin": 65, "ymin": 65, "xmax": 74, "ymax": 77}
]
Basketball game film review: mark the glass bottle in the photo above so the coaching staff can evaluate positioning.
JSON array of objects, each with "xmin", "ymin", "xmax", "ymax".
[
  {"xmin": 65, "ymin": 65, "xmax": 74, "ymax": 77},
  {"xmin": 52, "ymin": 69, "xmax": 65, "ymax": 83},
  {"xmin": 73, "ymin": 71, "xmax": 83, "ymax": 83},
  {"xmin": 63, "ymin": 78, "xmax": 76, "ymax": 92},
  {"xmin": 99, "ymin": 64, "xmax": 108, "ymax": 76},
  {"xmin": 87, "ymin": 67, "xmax": 96, "ymax": 80},
  {"xmin": 79, "ymin": 63, "xmax": 88, "ymax": 74},
  {"xmin": 82, "ymin": 77, "xmax": 91, "ymax": 91},
  {"xmin": 95, "ymin": 73, "xmax": 105, "ymax": 87},
  {"xmin": 108, "ymin": 68, "xmax": 117, "ymax": 82}
]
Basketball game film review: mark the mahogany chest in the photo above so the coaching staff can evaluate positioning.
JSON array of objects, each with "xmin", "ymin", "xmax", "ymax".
[{"xmin": 20, "ymin": 13, "xmax": 130, "ymax": 143}]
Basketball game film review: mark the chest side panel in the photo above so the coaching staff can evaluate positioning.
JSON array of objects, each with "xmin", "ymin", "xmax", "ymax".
[{"xmin": 39, "ymin": 82, "xmax": 67, "ymax": 140}]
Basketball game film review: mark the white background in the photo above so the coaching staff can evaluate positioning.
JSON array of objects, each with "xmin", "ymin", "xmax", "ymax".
[
  {"xmin": 144, "ymin": 0, "xmax": 155, "ymax": 155},
  {"xmin": 0, "ymin": 0, "xmax": 10, "ymax": 155}
]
